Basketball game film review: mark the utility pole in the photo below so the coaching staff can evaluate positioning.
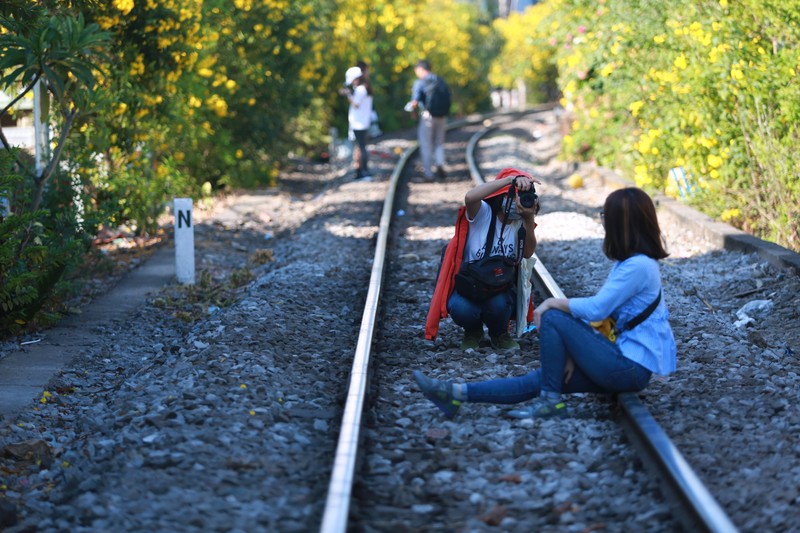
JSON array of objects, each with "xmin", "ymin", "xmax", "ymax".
[{"xmin": 33, "ymin": 79, "xmax": 50, "ymax": 177}]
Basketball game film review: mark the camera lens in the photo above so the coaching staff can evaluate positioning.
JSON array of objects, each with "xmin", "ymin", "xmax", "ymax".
[{"xmin": 519, "ymin": 190, "xmax": 537, "ymax": 208}]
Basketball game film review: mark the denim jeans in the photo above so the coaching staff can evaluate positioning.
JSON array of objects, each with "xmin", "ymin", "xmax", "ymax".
[
  {"xmin": 467, "ymin": 309, "xmax": 651, "ymax": 404},
  {"xmin": 447, "ymin": 288, "xmax": 515, "ymax": 338}
]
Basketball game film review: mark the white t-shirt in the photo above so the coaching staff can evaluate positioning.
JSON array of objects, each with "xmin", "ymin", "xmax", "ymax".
[
  {"xmin": 348, "ymin": 85, "xmax": 373, "ymax": 131},
  {"xmin": 464, "ymin": 201, "xmax": 522, "ymax": 261}
]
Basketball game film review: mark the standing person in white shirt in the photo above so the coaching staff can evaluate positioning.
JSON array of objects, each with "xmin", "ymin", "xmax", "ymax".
[{"xmin": 341, "ymin": 66, "xmax": 373, "ymax": 180}]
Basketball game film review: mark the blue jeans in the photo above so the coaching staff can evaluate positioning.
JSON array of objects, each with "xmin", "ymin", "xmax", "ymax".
[
  {"xmin": 447, "ymin": 288, "xmax": 515, "ymax": 338},
  {"xmin": 467, "ymin": 309, "xmax": 651, "ymax": 403}
]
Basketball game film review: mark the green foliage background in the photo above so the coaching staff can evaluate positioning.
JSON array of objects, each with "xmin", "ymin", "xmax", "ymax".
[
  {"xmin": 1, "ymin": 0, "xmax": 798, "ymax": 333},
  {"xmin": 495, "ymin": 0, "xmax": 799, "ymax": 251}
]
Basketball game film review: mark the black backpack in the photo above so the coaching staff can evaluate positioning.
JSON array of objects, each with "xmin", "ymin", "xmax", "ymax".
[{"xmin": 423, "ymin": 75, "xmax": 451, "ymax": 117}]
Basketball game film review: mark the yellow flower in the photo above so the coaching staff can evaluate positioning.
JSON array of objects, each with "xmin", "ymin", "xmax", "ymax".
[
  {"xmin": 720, "ymin": 208, "xmax": 739, "ymax": 222},
  {"xmin": 707, "ymin": 154, "xmax": 723, "ymax": 168},
  {"xmin": 653, "ymin": 34, "xmax": 666, "ymax": 44},
  {"xmin": 719, "ymin": 0, "xmax": 728, "ymax": 7},
  {"xmin": 113, "ymin": 0, "xmax": 135, "ymax": 15},
  {"xmin": 129, "ymin": 54, "xmax": 145, "ymax": 76},
  {"xmin": 730, "ymin": 67, "xmax": 744, "ymax": 80},
  {"xmin": 674, "ymin": 54, "xmax": 688, "ymax": 70},
  {"xmin": 634, "ymin": 164, "xmax": 650, "ymax": 185}
]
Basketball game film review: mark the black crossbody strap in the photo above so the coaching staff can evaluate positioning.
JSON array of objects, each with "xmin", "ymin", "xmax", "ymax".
[
  {"xmin": 515, "ymin": 226, "xmax": 525, "ymax": 264},
  {"xmin": 619, "ymin": 290, "xmax": 662, "ymax": 333},
  {"xmin": 480, "ymin": 193, "xmax": 515, "ymax": 260},
  {"xmin": 483, "ymin": 207, "xmax": 498, "ymax": 257}
]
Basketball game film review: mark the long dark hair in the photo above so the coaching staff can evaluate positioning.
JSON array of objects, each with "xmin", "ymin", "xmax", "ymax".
[
  {"xmin": 353, "ymin": 76, "xmax": 373, "ymax": 96},
  {"xmin": 603, "ymin": 188, "xmax": 669, "ymax": 261}
]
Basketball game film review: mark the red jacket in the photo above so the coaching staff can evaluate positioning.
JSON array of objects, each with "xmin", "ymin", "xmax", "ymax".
[
  {"xmin": 425, "ymin": 206, "xmax": 469, "ymax": 340},
  {"xmin": 425, "ymin": 167, "xmax": 536, "ymax": 340}
]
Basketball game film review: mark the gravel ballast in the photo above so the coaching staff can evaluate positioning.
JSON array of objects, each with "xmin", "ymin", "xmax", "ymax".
[{"xmin": 1, "ymin": 112, "xmax": 798, "ymax": 532}]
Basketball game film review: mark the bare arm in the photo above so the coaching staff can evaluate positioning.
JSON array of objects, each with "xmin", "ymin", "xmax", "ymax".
[
  {"xmin": 465, "ymin": 173, "xmax": 543, "ymax": 219},
  {"xmin": 464, "ymin": 176, "xmax": 518, "ymax": 219}
]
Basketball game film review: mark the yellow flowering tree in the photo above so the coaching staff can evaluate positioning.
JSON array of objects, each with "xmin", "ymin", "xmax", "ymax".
[
  {"xmin": 323, "ymin": 0, "xmax": 497, "ymax": 135},
  {"xmin": 527, "ymin": 0, "xmax": 799, "ymax": 250},
  {"xmin": 188, "ymin": 0, "xmax": 329, "ymax": 187},
  {"xmin": 490, "ymin": 3, "xmax": 559, "ymax": 104}
]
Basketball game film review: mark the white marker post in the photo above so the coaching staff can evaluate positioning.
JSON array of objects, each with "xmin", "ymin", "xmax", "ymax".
[{"xmin": 174, "ymin": 198, "xmax": 195, "ymax": 284}]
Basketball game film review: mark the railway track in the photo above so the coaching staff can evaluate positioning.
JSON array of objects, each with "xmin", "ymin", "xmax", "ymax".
[
  {"xmin": 321, "ymin": 110, "xmax": 738, "ymax": 532},
  {"xmin": 2, "ymin": 109, "xmax": 797, "ymax": 532}
]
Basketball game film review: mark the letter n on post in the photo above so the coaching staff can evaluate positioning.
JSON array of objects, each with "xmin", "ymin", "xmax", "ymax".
[{"xmin": 174, "ymin": 198, "xmax": 195, "ymax": 284}]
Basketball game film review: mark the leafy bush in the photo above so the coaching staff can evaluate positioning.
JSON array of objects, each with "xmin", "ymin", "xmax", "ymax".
[
  {"xmin": 514, "ymin": 0, "xmax": 799, "ymax": 251},
  {"xmin": 0, "ymin": 152, "xmax": 89, "ymax": 336}
]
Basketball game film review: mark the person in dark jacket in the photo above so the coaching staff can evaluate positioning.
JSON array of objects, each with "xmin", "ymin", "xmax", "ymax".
[{"xmin": 408, "ymin": 59, "xmax": 450, "ymax": 179}]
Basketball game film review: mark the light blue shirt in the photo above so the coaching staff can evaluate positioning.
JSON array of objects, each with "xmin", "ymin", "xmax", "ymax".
[{"xmin": 569, "ymin": 254, "xmax": 677, "ymax": 375}]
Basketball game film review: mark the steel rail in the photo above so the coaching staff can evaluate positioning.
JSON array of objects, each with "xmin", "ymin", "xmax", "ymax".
[
  {"xmin": 468, "ymin": 122, "xmax": 737, "ymax": 533},
  {"xmin": 319, "ymin": 143, "xmax": 412, "ymax": 533},
  {"xmin": 320, "ymin": 106, "xmax": 566, "ymax": 533},
  {"xmin": 320, "ymin": 114, "xmax": 482, "ymax": 533}
]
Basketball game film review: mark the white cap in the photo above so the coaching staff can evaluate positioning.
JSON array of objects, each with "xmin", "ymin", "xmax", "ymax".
[{"xmin": 345, "ymin": 66, "xmax": 362, "ymax": 85}]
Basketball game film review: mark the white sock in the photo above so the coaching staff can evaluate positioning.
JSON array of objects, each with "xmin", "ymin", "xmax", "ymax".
[
  {"xmin": 542, "ymin": 390, "xmax": 561, "ymax": 402},
  {"xmin": 452, "ymin": 383, "xmax": 467, "ymax": 401}
]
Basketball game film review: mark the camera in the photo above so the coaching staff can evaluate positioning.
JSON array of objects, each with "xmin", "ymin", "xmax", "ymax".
[
  {"xmin": 519, "ymin": 187, "xmax": 538, "ymax": 209},
  {"xmin": 339, "ymin": 84, "xmax": 353, "ymax": 97},
  {"xmin": 512, "ymin": 176, "xmax": 539, "ymax": 210}
]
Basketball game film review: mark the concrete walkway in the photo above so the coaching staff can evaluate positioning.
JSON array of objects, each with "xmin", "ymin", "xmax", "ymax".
[{"xmin": 0, "ymin": 246, "xmax": 175, "ymax": 421}]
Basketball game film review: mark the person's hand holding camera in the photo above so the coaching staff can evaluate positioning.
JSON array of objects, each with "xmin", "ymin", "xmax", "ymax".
[{"xmin": 511, "ymin": 175, "xmax": 541, "ymax": 221}]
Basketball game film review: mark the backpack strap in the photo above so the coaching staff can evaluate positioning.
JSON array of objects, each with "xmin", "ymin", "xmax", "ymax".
[{"xmin": 619, "ymin": 290, "xmax": 662, "ymax": 333}]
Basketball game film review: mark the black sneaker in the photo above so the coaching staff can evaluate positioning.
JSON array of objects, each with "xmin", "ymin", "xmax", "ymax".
[
  {"xmin": 413, "ymin": 370, "xmax": 461, "ymax": 419},
  {"xmin": 436, "ymin": 166, "xmax": 446, "ymax": 179}
]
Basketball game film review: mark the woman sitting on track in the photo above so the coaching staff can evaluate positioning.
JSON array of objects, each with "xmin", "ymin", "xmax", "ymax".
[{"xmin": 415, "ymin": 187, "xmax": 676, "ymax": 419}]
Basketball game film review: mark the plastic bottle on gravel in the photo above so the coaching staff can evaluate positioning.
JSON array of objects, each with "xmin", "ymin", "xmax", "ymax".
[{"xmin": 734, "ymin": 299, "xmax": 774, "ymax": 328}]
